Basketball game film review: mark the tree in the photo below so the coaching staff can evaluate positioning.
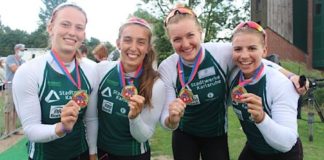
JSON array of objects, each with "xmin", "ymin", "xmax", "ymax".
[
  {"xmin": 28, "ymin": 0, "xmax": 67, "ymax": 49},
  {"xmin": 140, "ymin": 0, "xmax": 250, "ymax": 42},
  {"xmin": 133, "ymin": 9, "xmax": 172, "ymax": 63},
  {"xmin": 0, "ymin": 27, "xmax": 29, "ymax": 56},
  {"xmin": 39, "ymin": 0, "xmax": 67, "ymax": 27},
  {"xmin": 136, "ymin": 0, "xmax": 250, "ymax": 63}
]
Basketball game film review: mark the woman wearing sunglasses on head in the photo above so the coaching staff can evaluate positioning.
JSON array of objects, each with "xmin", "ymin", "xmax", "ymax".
[
  {"xmin": 229, "ymin": 21, "xmax": 303, "ymax": 160},
  {"xmin": 12, "ymin": 2, "xmax": 98, "ymax": 160},
  {"xmin": 95, "ymin": 17, "xmax": 165, "ymax": 160},
  {"xmin": 158, "ymin": 4, "xmax": 305, "ymax": 160}
]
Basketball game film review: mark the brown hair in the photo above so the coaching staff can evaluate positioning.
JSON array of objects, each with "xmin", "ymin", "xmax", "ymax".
[
  {"xmin": 92, "ymin": 43, "xmax": 108, "ymax": 61},
  {"xmin": 118, "ymin": 20, "xmax": 159, "ymax": 107}
]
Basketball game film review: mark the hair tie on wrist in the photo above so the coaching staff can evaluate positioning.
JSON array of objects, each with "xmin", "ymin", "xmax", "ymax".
[{"xmin": 61, "ymin": 123, "xmax": 71, "ymax": 133}]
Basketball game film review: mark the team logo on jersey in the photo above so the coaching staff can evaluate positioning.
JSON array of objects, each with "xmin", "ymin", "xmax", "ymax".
[
  {"xmin": 198, "ymin": 67, "xmax": 216, "ymax": 79},
  {"xmin": 207, "ymin": 92, "xmax": 214, "ymax": 98},
  {"xmin": 49, "ymin": 105, "xmax": 63, "ymax": 119},
  {"xmin": 45, "ymin": 90, "xmax": 60, "ymax": 103},
  {"xmin": 102, "ymin": 99, "xmax": 113, "ymax": 114},
  {"xmin": 101, "ymin": 87, "xmax": 112, "ymax": 98},
  {"xmin": 120, "ymin": 108, "xmax": 127, "ymax": 114}
]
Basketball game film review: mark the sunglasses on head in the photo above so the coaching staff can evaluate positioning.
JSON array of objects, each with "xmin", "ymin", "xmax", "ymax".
[
  {"xmin": 164, "ymin": 7, "xmax": 196, "ymax": 27},
  {"xmin": 234, "ymin": 21, "xmax": 266, "ymax": 35}
]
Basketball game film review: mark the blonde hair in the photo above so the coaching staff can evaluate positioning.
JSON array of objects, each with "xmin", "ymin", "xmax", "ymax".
[{"xmin": 164, "ymin": 5, "xmax": 202, "ymax": 35}]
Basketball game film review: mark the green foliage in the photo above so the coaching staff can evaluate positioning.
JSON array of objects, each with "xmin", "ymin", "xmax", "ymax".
[
  {"xmin": 28, "ymin": 24, "xmax": 49, "ymax": 49},
  {"xmin": 150, "ymin": 108, "xmax": 324, "ymax": 160},
  {"xmin": 137, "ymin": 0, "xmax": 251, "ymax": 64},
  {"xmin": 0, "ymin": 27, "xmax": 29, "ymax": 56},
  {"xmin": 139, "ymin": 0, "xmax": 250, "ymax": 42},
  {"xmin": 39, "ymin": 0, "xmax": 68, "ymax": 27},
  {"xmin": 133, "ymin": 9, "xmax": 173, "ymax": 63}
]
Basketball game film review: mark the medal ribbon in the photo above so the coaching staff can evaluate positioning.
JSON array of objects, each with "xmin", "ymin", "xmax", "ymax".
[
  {"xmin": 118, "ymin": 62, "xmax": 143, "ymax": 87},
  {"xmin": 238, "ymin": 63, "xmax": 264, "ymax": 87},
  {"xmin": 50, "ymin": 50, "xmax": 81, "ymax": 90},
  {"xmin": 177, "ymin": 47, "xmax": 203, "ymax": 88}
]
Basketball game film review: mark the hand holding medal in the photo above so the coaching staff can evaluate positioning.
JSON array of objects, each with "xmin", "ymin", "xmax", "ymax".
[
  {"xmin": 239, "ymin": 93, "xmax": 265, "ymax": 123},
  {"xmin": 167, "ymin": 98, "xmax": 186, "ymax": 129},
  {"xmin": 128, "ymin": 95, "xmax": 145, "ymax": 119},
  {"xmin": 60, "ymin": 100, "xmax": 80, "ymax": 133}
]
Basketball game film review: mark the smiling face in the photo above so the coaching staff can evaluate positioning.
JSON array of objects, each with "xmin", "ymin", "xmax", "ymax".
[
  {"xmin": 47, "ymin": 6, "xmax": 86, "ymax": 58},
  {"xmin": 232, "ymin": 32, "xmax": 266, "ymax": 79},
  {"xmin": 117, "ymin": 24, "xmax": 151, "ymax": 72},
  {"xmin": 167, "ymin": 18, "xmax": 202, "ymax": 62}
]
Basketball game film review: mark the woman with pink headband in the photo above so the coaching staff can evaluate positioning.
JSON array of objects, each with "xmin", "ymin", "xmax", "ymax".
[
  {"xmin": 229, "ymin": 21, "xmax": 303, "ymax": 160},
  {"xmin": 94, "ymin": 16, "xmax": 165, "ymax": 160}
]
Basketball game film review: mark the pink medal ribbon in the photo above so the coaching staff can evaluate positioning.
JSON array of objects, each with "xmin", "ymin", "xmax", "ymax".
[
  {"xmin": 232, "ymin": 63, "xmax": 265, "ymax": 102},
  {"xmin": 118, "ymin": 62, "xmax": 143, "ymax": 100},
  {"xmin": 50, "ymin": 50, "xmax": 88, "ymax": 108},
  {"xmin": 177, "ymin": 47, "xmax": 203, "ymax": 104}
]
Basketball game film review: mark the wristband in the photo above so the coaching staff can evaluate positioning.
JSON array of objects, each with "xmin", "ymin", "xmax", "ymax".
[{"xmin": 61, "ymin": 123, "xmax": 71, "ymax": 133}]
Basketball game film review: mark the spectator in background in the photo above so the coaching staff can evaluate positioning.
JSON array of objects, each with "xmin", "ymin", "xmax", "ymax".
[
  {"xmin": 79, "ymin": 44, "xmax": 96, "ymax": 65},
  {"xmin": 92, "ymin": 43, "xmax": 108, "ymax": 62},
  {"xmin": 4, "ymin": 43, "xmax": 26, "ymax": 136},
  {"xmin": 0, "ymin": 58, "xmax": 6, "ymax": 91},
  {"xmin": 107, "ymin": 49, "xmax": 120, "ymax": 61}
]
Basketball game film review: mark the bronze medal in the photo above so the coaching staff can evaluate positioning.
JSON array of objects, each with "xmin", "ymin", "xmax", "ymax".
[
  {"xmin": 72, "ymin": 90, "xmax": 89, "ymax": 108},
  {"xmin": 179, "ymin": 88, "xmax": 194, "ymax": 104},
  {"xmin": 122, "ymin": 85, "xmax": 138, "ymax": 100},
  {"xmin": 231, "ymin": 85, "xmax": 247, "ymax": 103}
]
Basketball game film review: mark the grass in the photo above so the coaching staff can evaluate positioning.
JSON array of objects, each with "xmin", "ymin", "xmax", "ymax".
[
  {"xmin": 0, "ymin": 138, "xmax": 28, "ymax": 160},
  {"xmin": 150, "ymin": 108, "xmax": 324, "ymax": 160},
  {"xmin": 1, "ymin": 60, "xmax": 323, "ymax": 159},
  {"xmin": 149, "ymin": 60, "xmax": 324, "ymax": 159}
]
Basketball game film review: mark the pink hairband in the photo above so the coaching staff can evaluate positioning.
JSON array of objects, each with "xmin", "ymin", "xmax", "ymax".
[{"xmin": 126, "ymin": 17, "xmax": 152, "ymax": 31}]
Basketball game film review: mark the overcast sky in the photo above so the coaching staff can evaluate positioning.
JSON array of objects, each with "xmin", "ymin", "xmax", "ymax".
[{"xmin": 0, "ymin": 0, "xmax": 142, "ymax": 44}]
